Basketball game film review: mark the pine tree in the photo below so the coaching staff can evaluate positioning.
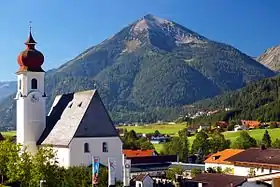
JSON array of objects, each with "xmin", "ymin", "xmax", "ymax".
[{"xmin": 262, "ymin": 130, "xmax": 272, "ymax": 148}]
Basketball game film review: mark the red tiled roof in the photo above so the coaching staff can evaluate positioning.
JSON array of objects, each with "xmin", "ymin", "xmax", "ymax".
[{"xmin": 123, "ymin": 149, "xmax": 155, "ymax": 157}]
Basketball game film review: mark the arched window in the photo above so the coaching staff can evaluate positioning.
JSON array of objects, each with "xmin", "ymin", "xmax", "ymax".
[
  {"xmin": 84, "ymin": 143, "xmax": 89, "ymax": 153},
  {"xmin": 102, "ymin": 142, "xmax": 108, "ymax": 152},
  {"xmin": 31, "ymin": 78, "xmax": 37, "ymax": 89}
]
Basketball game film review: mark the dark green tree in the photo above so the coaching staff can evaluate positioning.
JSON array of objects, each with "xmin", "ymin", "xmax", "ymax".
[
  {"xmin": 262, "ymin": 130, "xmax": 272, "ymax": 148},
  {"xmin": 209, "ymin": 131, "xmax": 231, "ymax": 153},
  {"xmin": 232, "ymin": 131, "xmax": 257, "ymax": 149},
  {"xmin": 191, "ymin": 130, "xmax": 210, "ymax": 158},
  {"xmin": 272, "ymin": 138, "xmax": 280, "ymax": 148},
  {"xmin": 162, "ymin": 131, "xmax": 189, "ymax": 162}
]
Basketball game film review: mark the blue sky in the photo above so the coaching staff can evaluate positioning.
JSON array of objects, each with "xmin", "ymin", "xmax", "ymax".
[{"xmin": 0, "ymin": 0, "xmax": 279, "ymax": 80}]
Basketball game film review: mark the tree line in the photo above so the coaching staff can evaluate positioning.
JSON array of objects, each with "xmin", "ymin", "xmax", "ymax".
[{"xmin": 0, "ymin": 139, "xmax": 119, "ymax": 187}]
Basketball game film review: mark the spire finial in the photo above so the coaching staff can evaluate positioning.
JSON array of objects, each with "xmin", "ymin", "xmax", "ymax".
[{"xmin": 29, "ymin": 21, "xmax": 32, "ymax": 33}]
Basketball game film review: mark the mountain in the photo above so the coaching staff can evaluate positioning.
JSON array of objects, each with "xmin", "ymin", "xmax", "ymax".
[
  {"xmin": 0, "ymin": 14, "xmax": 275, "ymax": 130},
  {"xmin": 0, "ymin": 81, "xmax": 16, "ymax": 101},
  {"xmin": 257, "ymin": 45, "xmax": 280, "ymax": 72},
  {"xmin": 191, "ymin": 74, "xmax": 280, "ymax": 122}
]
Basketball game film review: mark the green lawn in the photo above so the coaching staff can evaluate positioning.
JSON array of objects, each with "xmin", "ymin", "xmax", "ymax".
[{"xmin": 118, "ymin": 123, "xmax": 187, "ymax": 135}]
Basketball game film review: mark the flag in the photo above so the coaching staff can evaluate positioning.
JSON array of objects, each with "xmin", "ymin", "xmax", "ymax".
[
  {"xmin": 108, "ymin": 157, "xmax": 116, "ymax": 186},
  {"xmin": 92, "ymin": 156, "xmax": 100, "ymax": 185}
]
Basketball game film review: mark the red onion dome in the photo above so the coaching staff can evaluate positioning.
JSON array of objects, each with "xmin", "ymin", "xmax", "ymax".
[{"xmin": 17, "ymin": 31, "xmax": 44, "ymax": 72}]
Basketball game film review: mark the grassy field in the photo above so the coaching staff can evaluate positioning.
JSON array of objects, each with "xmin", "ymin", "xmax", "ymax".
[
  {"xmin": 119, "ymin": 124, "xmax": 280, "ymax": 152},
  {"xmin": 118, "ymin": 123, "xmax": 187, "ymax": 135},
  {"xmin": 1, "ymin": 131, "xmax": 16, "ymax": 137}
]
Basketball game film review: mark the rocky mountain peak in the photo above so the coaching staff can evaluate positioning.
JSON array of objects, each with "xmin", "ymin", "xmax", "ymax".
[{"xmin": 257, "ymin": 45, "xmax": 280, "ymax": 72}]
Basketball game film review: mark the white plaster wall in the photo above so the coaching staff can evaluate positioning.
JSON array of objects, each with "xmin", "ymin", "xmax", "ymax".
[
  {"xmin": 53, "ymin": 147, "xmax": 70, "ymax": 168},
  {"xmin": 69, "ymin": 137, "xmax": 123, "ymax": 181},
  {"xmin": 143, "ymin": 177, "xmax": 154, "ymax": 187},
  {"xmin": 234, "ymin": 166, "xmax": 280, "ymax": 177},
  {"xmin": 135, "ymin": 181, "xmax": 143, "ymax": 187},
  {"xmin": 17, "ymin": 72, "xmax": 45, "ymax": 96},
  {"xmin": 16, "ymin": 72, "xmax": 46, "ymax": 154}
]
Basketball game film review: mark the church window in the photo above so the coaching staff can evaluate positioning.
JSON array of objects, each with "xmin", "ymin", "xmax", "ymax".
[
  {"xmin": 19, "ymin": 79, "xmax": 22, "ymax": 90},
  {"xmin": 31, "ymin": 78, "xmax": 37, "ymax": 89},
  {"xmin": 102, "ymin": 142, "xmax": 108, "ymax": 152},
  {"xmin": 68, "ymin": 102, "xmax": 73, "ymax": 108},
  {"xmin": 84, "ymin": 143, "xmax": 89, "ymax": 153},
  {"xmin": 78, "ymin": 102, "xmax": 82, "ymax": 107}
]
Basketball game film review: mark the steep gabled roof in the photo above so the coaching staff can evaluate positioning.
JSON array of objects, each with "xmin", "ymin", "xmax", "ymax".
[
  {"xmin": 204, "ymin": 149, "xmax": 244, "ymax": 165},
  {"xmin": 38, "ymin": 89, "xmax": 119, "ymax": 147}
]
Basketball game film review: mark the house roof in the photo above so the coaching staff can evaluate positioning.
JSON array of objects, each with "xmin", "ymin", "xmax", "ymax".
[
  {"xmin": 37, "ymin": 90, "xmax": 119, "ymax": 147},
  {"xmin": 123, "ymin": 149, "xmax": 155, "ymax": 157},
  {"xmin": 133, "ymin": 174, "xmax": 152, "ymax": 182},
  {"xmin": 241, "ymin": 120, "xmax": 260, "ymax": 128},
  {"xmin": 204, "ymin": 149, "xmax": 244, "ymax": 165},
  {"xmin": 191, "ymin": 173, "xmax": 247, "ymax": 187},
  {"xmin": 226, "ymin": 148, "xmax": 280, "ymax": 169}
]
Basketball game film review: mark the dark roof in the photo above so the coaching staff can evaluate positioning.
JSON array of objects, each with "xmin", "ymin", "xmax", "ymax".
[
  {"xmin": 25, "ymin": 31, "xmax": 37, "ymax": 44},
  {"xmin": 130, "ymin": 155, "xmax": 178, "ymax": 165},
  {"xmin": 226, "ymin": 148, "xmax": 280, "ymax": 168},
  {"xmin": 133, "ymin": 174, "xmax": 151, "ymax": 182},
  {"xmin": 131, "ymin": 163, "xmax": 171, "ymax": 173},
  {"xmin": 191, "ymin": 173, "xmax": 247, "ymax": 187},
  {"xmin": 38, "ymin": 90, "xmax": 119, "ymax": 147}
]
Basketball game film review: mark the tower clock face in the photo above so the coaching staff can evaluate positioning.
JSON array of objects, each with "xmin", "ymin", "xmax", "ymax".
[{"xmin": 30, "ymin": 94, "xmax": 39, "ymax": 103}]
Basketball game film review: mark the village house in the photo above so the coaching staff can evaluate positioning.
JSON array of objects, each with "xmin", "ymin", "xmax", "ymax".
[
  {"xmin": 216, "ymin": 121, "xmax": 229, "ymax": 129},
  {"xmin": 226, "ymin": 147, "xmax": 280, "ymax": 177},
  {"xmin": 241, "ymin": 120, "xmax": 261, "ymax": 129},
  {"xmin": 204, "ymin": 149, "xmax": 244, "ymax": 173}
]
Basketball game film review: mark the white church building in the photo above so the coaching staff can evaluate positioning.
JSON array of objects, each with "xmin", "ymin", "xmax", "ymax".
[{"xmin": 15, "ymin": 29, "xmax": 123, "ymax": 180}]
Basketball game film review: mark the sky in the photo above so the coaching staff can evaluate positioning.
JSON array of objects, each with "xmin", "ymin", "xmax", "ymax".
[{"xmin": 0, "ymin": 0, "xmax": 279, "ymax": 80}]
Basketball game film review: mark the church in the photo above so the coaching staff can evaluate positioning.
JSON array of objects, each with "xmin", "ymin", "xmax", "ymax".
[{"xmin": 15, "ymin": 29, "xmax": 123, "ymax": 180}]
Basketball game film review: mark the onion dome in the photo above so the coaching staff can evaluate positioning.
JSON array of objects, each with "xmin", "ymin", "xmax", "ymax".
[{"xmin": 17, "ymin": 29, "xmax": 44, "ymax": 72}]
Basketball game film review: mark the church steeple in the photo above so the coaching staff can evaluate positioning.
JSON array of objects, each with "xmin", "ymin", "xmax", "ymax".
[{"xmin": 17, "ymin": 24, "xmax": 44, "ymax": 73}]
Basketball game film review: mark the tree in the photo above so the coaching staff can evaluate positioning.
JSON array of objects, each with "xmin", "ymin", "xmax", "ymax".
[
  {"xmin": 191, "ymin": 130, "xmax": 210, "ymax": 158},
  {"xmin": 166, "ymin": 166, "xmax": 184, "ymax": 180},
  {"xmin": 190, "ymin": 168, "xmax": 202, "ymax": 178},
  {"xmin": 0, "ymin": 140, "xmax": 19, "ymax": 184},
  {"xmin": 262, "ymin": 130, "xmax": 271, "ymax": 148},
  {"xmin": 153, "ymin": 130, "xmax": 161, "ymax": 137},
  {"xmin": 7, "ymin": 146, "xmax": 32, "ymax": 186},
  {"xmin": 232, "ymin": 131, "xmax": 257, "ymax": 149},
  {"xmin": 162, "ymin": 135, "xmax": 189, "ymax": 162},
  {"xmin": 209, "ymin": 131, "xmax": 230, "ymax": 153},
  {"xmin": 272, "ymin": 138, "xmax": 280, "ymax": 148},
  {"xmin": 29, "ymin": 146, "xmax": 60, "ymax": 186}
]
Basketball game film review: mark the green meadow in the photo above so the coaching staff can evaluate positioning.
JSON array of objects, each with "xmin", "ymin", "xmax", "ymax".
[{"xmin": 119, "ymin": 124, "xmax": 280, "ymax": 152}]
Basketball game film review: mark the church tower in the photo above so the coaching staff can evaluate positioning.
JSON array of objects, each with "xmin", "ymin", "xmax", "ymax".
[{"xmin": 15, "ymin": 27, "xmax": 46, "ymax": 153}]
